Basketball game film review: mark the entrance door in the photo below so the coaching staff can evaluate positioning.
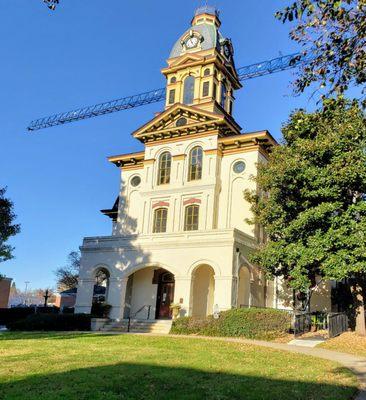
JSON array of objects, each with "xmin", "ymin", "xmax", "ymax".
[{"xmin": 156, "ymin": 272, "xmax": 175, "ymax": 319}]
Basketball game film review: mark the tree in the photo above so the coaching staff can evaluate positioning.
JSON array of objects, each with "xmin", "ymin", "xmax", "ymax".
[
  {"xmin": 245, "ymin": 98, "xmax": 366, "ymax": 334},
  {"xmin": 55, "ymin": 251, "xmax": 80, "ymax": 291},
  {"xmin": 276, "ymin": 0, "xmax": 366, "ymax": 104},
  {"xmin": 0, "ymin": 187, "xmax": 20, "ymax": 265}
]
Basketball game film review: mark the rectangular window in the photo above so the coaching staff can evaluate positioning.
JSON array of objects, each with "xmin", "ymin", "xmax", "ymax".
[
  {"xmin": 202, "ymin": 81, "xmax": 210, "ymax": 97},
  {"xmin": 184, "ymin": 205, "xmax": 199, "ymax": 231},
  {"xmin": 168, "ymin": 89, "xmax": 175, "ymax": 105},
  {"xmin": 228, "ymin": 100, "xmax": 233, "ymax": 115},
  {"xmin": 153, "ymin": 208, "xmax": 168, "ymax": 233},
  {"xmin": 213, "ymin": 83, "xmax": 217, "ymax": 101}
]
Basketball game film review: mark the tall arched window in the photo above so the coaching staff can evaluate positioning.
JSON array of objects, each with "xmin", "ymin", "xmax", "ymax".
[
  {"xmin": 220, "ymin": 82, "xmax": 227, "ymax": 109},
  {"xmin": 183, "ymin": 76, "xmax": 195, "ymax": 105},
  {"xmin": 153, "ymin": 208, "xmax": 168, "ymax": 233},
  {"xmin": 158, "ymin": 152, "xmax": 171, "ymax": 185},
  {"xmin": 188, "ymin": 146, "xmax": 203, "ymax": 181},
  {"xmin": 93, "ymin": 268, "xmax": 110, "ymax": 303},
  {"xmin": 184, "ymin": 205, "xmax": 199, "ymax": 231}
]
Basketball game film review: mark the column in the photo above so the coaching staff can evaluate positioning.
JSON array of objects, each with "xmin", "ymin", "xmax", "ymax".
[
  {"xmin": 213, "ymin": 275, "xmax": 236, "ymax": 312},
  {"xmin": 108, "ymin": 277, "xmax": 129, "ymax": 321},
  {"xmin": 174, "ymin": 276, "xmax": 193, "ymax": 317},
  {"xmin": 74, "ymin": 278, "xmax": 94, "ymax": 314}
]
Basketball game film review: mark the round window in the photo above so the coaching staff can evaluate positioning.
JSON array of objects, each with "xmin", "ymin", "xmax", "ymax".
[
  {"xmin": 176, "ymin": 117, "xmax": 187, "ymax": 127},
  {"xmin": 233, "ymin": 161, "xmax": 246, "ymax": 174},
  {"xmin": 131, "ymin": 176, "xmax": 141, "ymax": 187}
]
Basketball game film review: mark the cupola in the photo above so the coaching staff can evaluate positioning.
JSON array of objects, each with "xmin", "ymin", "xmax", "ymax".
[{"xmin": 162, "ymin": 6, "xmax": 242, "ymax": 117}]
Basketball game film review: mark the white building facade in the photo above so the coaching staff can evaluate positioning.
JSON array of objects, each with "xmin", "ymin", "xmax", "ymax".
[{"xmin": 74, "ymin": 7, "xmax": 331, "ymax": 321}]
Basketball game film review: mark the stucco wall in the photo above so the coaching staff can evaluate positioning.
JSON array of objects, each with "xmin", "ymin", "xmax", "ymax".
[
  {"xmin": 192, "ymin": 265, "xmax": 215, "ymax": 317},
  {"xmin": 130, "ymin": 268, "xmax": 157, "ymax": 319}
]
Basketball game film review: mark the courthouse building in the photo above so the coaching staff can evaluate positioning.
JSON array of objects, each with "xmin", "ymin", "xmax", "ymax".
[{"xmin": 75, "ymin": 6, "xmax": 331, "ymax": 323}]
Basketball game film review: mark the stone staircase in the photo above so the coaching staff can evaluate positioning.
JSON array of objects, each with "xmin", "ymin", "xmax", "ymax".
[{"xmin": 101, "ymin": 319, "xmax": 172, "ymax": 334}]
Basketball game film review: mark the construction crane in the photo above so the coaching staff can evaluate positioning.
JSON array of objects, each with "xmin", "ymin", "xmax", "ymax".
[
  {"xmin": 43, "ymin": 0, "xmax": 59, "ymax": 11},
  {"xmin": 27, "ymin": 52, "xmax": 310, "ymax": 132}
]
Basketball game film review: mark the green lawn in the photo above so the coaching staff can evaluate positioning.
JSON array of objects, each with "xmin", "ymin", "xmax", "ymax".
[{"xmin": 0, "ymin": 332, "xmax": 358, "ymax": 400}]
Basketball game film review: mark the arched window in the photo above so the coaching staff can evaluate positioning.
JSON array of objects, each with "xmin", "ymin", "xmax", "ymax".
[
  {"xmin": 184, "ymin": 205, "xmax": 199, "ymax": 231},
  {"xmin": 220, "ymin": 82, "xmax": 227, "ymax": 109},
  {"xmin": 158, "ymin": 152, "xmax": 171, "ymax": 185},
  {"xmin": 153, "ymin": 208, "xmax": 168, "ymax": 233},
  {"xmin": 93, "ymin": 268, "xmax": 110, "ymax": 303},
  {"xmin": 188, "ymin": 146, "xmax": 203, "ymax": 181},
  {"xmin": 203, "ymin": 68, "xmax": 210, "ymax": 76},
  {"xmin": 183, "ymin": 76, "xmax": 195, "ymax": 105},
  {"xmin": 170, "ymin": 76, "xmax": 177, "ymax": 84}
]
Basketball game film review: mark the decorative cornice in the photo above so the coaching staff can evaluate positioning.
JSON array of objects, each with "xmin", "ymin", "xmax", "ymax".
[
  {"xmin": 108, "ymin": 151, "xmax": 145, "ymax": 168},
  {"xmin": 183, "ymin": 198, "xmax": 202, "ymax": 206},
  {"xmin": 218, "ymin": 130, "xmax": 277, "ymax": 157},
  {"xmin": 152, "ymin": 201, "xmax": 170, "ymax": 209}
]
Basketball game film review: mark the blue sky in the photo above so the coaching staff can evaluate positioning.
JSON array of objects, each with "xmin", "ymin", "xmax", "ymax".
[{"xmin": 1, "ymin": 0, "xmax": 319, "ymax": 291}]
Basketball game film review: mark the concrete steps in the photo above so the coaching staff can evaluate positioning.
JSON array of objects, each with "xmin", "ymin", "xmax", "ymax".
[{"xmin": 101, "ymin": 319, "xmax": 172, "ymax": 334}]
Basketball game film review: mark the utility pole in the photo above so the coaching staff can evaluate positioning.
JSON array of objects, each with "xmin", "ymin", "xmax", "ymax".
[{"xmin": 24, "ymin": 281, "xmax": 30, "ymax": 306}]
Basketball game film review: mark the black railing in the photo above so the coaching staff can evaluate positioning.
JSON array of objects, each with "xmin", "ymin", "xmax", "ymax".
[
  {"xmin": 293, "ymin": 312, "xmax": 312, "ymax": 337},
  {"xmin": 127, "ymin": 305, "xmax": 152, "ymax": 332},
  {"xmin": 328, "ymin": 313, "xmax": 349, "ymax": 338}
]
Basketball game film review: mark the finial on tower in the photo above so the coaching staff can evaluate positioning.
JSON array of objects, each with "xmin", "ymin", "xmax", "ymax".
[{"xmin": 192, "ymin": 3, "xmax": 221, "ymax": 27}]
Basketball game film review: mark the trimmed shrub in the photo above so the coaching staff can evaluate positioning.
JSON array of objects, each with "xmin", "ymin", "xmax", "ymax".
[
  {"xmin": 0, "ymin": 307, "xmax": 35, "ymax": 325},
  {"xmin": 171, "ymin": 308, "xmax": 292, "ymax": 341},
  {"xmin": 62, "ymin": 307, "xmax": 75, "ymax": 314},
  {"xmin": 7, "ymin": 313, "xmax": 91, "ymax": 331},
  {"xmin": 91, "ymin": 302, "xmax": 112, "ymax": 318}
]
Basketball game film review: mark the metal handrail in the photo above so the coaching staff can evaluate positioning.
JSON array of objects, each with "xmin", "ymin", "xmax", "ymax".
[{"xmin": 127, "ymin": 305, "xmax": 152, "ymax": 332}]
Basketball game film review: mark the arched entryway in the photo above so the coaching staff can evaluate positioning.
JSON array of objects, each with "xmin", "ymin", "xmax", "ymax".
[
  {"xmin": 191, "ymin": 265, "xmax": 215, "ymax": 317},
  {"xmin": 124, "ymin": 267, "xmax": 175, "ymax": 320}
]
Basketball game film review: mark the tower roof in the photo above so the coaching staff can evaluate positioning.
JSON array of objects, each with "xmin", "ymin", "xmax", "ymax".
[
  {"xmin": 194, "ymin": 5, "xmax": 220, "ymax": 18},
  {"xmin": 169, "ymin": 23, "xmax": 224, "ymax": 59},
  {"xmin": 169, "ymin": 7, "xmax": 225, "ymax": 59}
]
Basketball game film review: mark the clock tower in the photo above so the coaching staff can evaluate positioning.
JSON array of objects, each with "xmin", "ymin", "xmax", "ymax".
[{"xmin": 162, "ymin": 6, "xmax": 241, "ymax": 117}]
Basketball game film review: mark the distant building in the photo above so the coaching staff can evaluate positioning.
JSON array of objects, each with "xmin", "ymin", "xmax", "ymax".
[
  {"xmin": 0, "ymin": 278, "xmax": 12, "ymax": 308},
  {"xmin": 55, "ymin": 288, "xmax": 77, "ymax": 310},
  {"xmin": 56, "ymin": 286, "xmax": 106, "ymax": 311}
]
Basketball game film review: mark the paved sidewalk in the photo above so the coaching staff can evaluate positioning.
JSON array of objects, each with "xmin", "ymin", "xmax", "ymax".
[{"xmin": 103, "ymin": 332, "xmax": 365, "ymax": 399}]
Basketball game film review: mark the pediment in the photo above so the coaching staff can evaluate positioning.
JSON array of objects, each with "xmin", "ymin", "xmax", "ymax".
[
  {"xmin": 132, "ymin": 104, "xmax": 224, "ymax": 141},
  {"xmin": 169, "ymin": 53, "xmax": 203, "ymax": 68}
]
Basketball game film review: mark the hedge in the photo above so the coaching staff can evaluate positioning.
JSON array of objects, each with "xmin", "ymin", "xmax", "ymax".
[
  {"xmin": 0, "ymin": 307, "xmax": 35, "ymax": 325},
  {"xmin": 171, "ymin": 308, "xmax": 292, "ymax": 341},
  {"xmin": 7, "ymin": 313, "xmax": 91, "ymax": 331}
]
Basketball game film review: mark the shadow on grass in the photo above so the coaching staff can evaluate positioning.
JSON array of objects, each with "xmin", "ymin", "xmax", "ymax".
[
  {"xmin": 0, "ymin": 361, "xmax": 357, "ymax": 400},
  {"xmin": 0, "ymin": 331, "xmax": 93, "ymax": 341}
]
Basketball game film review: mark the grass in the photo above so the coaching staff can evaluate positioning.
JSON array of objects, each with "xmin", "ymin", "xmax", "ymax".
[
  {"xmin": 320, "ymin": 332, "xmax": 366, "ymax": 357},
  {"xmin": 0, "ymin": 332, "xmax": 358, "ymax": 400}
]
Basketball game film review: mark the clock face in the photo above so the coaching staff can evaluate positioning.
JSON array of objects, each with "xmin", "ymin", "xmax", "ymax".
[{"xmin": 185, "ymin": 36, "xmax": 199, "ymax": 49}]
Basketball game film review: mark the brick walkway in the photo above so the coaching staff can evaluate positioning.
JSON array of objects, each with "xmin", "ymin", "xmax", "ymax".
[{"xmin": 111, "ymin": 332, "xmax": 366, "ymax": 399}]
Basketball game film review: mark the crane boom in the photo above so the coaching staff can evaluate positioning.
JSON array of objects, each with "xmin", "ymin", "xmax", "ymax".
[{"xmin": 27, "ymin": 52, "xmax": 306, "ymax": 132}]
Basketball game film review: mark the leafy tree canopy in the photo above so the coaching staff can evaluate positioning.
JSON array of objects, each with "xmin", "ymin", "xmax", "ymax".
[
  {"xmin": 0, "ymin": 187, "xmax": 20, "ymax": 264},
  {"xmin": 55, "ymin": 251, "xmax": 80, "ymax": 291},
  {"xmin": 277, "ymin": 0, "xmax": 366, "ymax": 104},
  {"xmin": 246, "ymin": 98, "xmax": 366, "ymax": 292}
]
